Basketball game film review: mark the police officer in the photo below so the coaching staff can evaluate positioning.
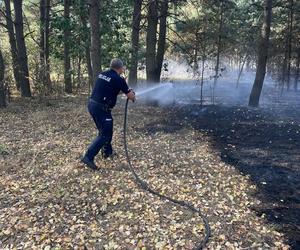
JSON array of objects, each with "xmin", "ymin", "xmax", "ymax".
[{"xmin": 81, "ymin": 58, "xmax": 135, "ymax": 170}]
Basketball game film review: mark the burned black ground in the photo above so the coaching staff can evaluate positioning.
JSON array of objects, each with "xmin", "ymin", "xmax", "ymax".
[{"xmin": 152, "ymin": 103, "xmax": 300, "ymax": 249}]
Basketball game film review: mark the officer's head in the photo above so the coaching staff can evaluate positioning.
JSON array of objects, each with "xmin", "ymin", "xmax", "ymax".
[{"xmin": 110, "ymin": 58, "xmax": 125, "ymax": 75}]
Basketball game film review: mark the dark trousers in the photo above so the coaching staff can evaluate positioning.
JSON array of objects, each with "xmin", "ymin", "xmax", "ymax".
[{"xmin": 85, "ymin": 100, "xmax": 113, "ymax": 161}]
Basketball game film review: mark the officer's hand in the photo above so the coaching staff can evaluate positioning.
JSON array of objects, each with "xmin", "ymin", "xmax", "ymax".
[{"xmin": 126, "ymin": 90, "xmax": 136, "ymax": 102}]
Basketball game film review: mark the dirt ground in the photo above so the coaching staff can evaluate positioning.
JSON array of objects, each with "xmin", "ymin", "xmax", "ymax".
[{"xmin": 0, "ymin": 95, "xmax": 298, "ymax": 249}]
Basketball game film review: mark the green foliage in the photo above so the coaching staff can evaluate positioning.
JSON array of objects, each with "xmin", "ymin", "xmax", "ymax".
[
  {"xmin": 100, "ymin": 0, "xmax": 133, "ymax": 68},
  {"xmin": 1, "ymin": 0, "xmax": 300, "ymax": 93},
  {"xmin": 49, "ymin": 0, "xmax": 133, "ymax": 70},
  {"xmin": 171, "ymin": 0, "xmax": 239, "ymax": 72}
]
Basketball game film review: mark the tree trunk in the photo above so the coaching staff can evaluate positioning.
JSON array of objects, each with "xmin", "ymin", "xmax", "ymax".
[
  {"xmin": 89, "ymin": 0, "xmax": 102, "ymax": 82},
  {"xmin": 77, "ymin": 54, "xmax": 82, "ymax": 89},
  {"xmin": 155, "ymin": 0, "xmax": 168, "ymax": 82},
  {"xmin": 286, "ymin": 0, "xmax": 294, "ymax": 90},
  {"xmin": 249, "ymin": 0, "xmax": 273, "ymax": 107},
  {"xmin": 40, "ymin": 0, "xmax": 45, "ymax": 70},
  {"xmin": 71, "ymin": 58, "xmax": 75, "ymax": 85},
  {"xmin": 128, "ymin": 0, "xmax": 143, "ymax": 86},
  {"xmin": 13, "ymin": 0, "xmax": 31, "ymax": 97},
  {"xmin": 146, "ymin": 0, "xmax": 168, "ymax": 83},
  {"xmin": 0, "ymin": 48, "xmax": 6, "ymax": 108},
  {"xmin": 236, "ymin": 55, "xmax": 247, "ymax": 88},
  {"xmin": 45, "ymin": 0, "xmax": 51, "ymax": 87},
  {"xmin": 146, "ymin": 0, "xmax": 158, "ymax": 83},
  {"xmin": 200, "ymin": 16, "xmax": 208, "ymax": 107},
  {"xmin": 64, "ymin": 0, "xmax": 72, "ymax": 93},
  {"xmin": 200, "ymin": 57, "xmax": 205, "ymax": 108},
  {"xmin": 281, "ymin": 36, "xmax": 288, "ymax": 94},
  {"xmin": 193, "ymin": 32, "xmax": 200, "ymax": 78},
  {"xmin": 39, "ymin": 0, "xmax": 52, "ymax": 93},
  {"xmin": 212, "ymin": 0, "xmax": 224, "ymax": 104},
  {"xmin": 295, "ymin": 48, "xmax": 300, "ymax": 91},
  {"xmin": 78, "ymin": 0, "xmax": 93, "ymax": 88},
  {"xmin": 85, "ymin": 46, "xmax": 93, "ymax": 92},
  {"xmin": 4, "ymin": 0, "xmax": 22, "ymax": 90},
  {"xmin": 193, "ymin": 49, "xmax": 198, "ymax": 77}
]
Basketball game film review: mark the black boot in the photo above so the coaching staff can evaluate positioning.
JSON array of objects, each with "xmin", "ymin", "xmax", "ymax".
[
  {"xmin": 102, "ymin": 150, "xmax": 118, "ymax": 159},
  {"xmin": 81, "ymin": 156, "xmax": 98, "ymax": 170}
]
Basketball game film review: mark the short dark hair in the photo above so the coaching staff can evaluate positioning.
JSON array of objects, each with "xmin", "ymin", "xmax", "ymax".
[{"xmin": 110, "ymin": 58, "xmax": 124, "ymax": 69}]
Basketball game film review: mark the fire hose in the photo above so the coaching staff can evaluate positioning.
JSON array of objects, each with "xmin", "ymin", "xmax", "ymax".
[{"xmin": 122, "ymin": 98, "xmax": 211, "ymax": 249}]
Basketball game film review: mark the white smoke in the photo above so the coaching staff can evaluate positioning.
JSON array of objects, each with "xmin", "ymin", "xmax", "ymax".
[{"xmin": 134, "ymin": 60, "xmax": 299, "ymax": 108}]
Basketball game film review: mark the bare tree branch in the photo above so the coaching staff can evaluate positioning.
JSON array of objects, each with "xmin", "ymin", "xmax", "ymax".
[{"xmin": 23, "ymin": 14, "xmax": 39, "ymax": 46}]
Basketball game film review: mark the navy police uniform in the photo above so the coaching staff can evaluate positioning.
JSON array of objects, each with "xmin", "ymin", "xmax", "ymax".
[{"xmin": 85, "ymin": 69, "xmax": 130, "ymax": 161}]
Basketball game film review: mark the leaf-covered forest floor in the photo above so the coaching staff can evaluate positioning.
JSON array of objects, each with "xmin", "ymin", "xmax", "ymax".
[{"xmin": 0, "ymin": 95, "xmax": 298, "ymax": 249}]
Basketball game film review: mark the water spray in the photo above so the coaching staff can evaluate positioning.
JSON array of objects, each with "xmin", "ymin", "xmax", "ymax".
[{"xmin": 135, "ymin": 83, "xmax": 174, "ymax": 96}]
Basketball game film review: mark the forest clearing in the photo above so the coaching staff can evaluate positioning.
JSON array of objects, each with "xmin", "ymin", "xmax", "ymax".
[
  {"xmin": 0, "ymin": 92, "xmax": 299, "ymax": 249},
  {"xmin": 1, "ymin": 0, "xmax": 300, "ymax": 249},
  {"xmin": 0, "ymin": 94, "xmax": 300, "ymax": 249}
]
